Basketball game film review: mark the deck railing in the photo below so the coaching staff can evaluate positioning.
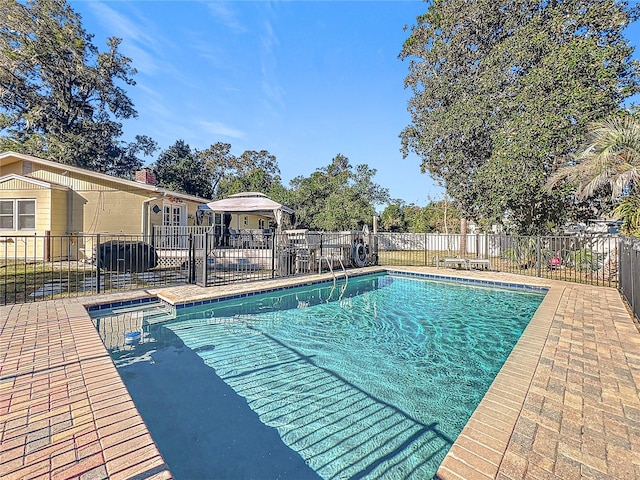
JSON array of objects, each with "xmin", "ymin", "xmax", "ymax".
[
  {"xmin": 152, "ymin": 225, "xmax": 211, "ymax": 249},
  {"xmin": 0, "ymin": 230, "xmax": 630, "ymax": 310}
]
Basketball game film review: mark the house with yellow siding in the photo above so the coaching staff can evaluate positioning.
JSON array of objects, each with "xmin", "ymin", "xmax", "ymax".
[{"xmin": 0, "ymin": 151, "xmax": 216, "ymax": 260}]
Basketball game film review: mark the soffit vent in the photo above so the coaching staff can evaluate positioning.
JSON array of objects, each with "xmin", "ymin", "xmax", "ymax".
[{"xmin": 22, "ymin": 161, "xmax": 33, "ymax": 175}]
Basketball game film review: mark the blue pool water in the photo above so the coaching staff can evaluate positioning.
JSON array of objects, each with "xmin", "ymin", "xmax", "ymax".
[{"xmin": 97, "ymin": 273, "xmax": 545, "ymax": 479}]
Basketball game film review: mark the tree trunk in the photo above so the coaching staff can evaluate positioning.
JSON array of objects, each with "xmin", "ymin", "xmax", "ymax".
[
  {"xmin": 459, "ymin": 217, "xmax": 467, "ymax": 257},
  {"xmin": 443, "ymin": 197, "xmax": 449, "ymax": 234}
]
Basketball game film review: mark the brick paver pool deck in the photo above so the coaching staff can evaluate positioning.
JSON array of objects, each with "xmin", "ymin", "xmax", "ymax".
[{"xmin": 1, "ymin": 267, "xmax": 639, "ymax": 479}]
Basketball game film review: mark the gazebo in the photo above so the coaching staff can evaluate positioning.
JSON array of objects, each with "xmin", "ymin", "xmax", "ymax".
[
  {"xmin": 198, "ymin": 192, "xmax": 295, "ymax": 248},
  {"xmin": 199, "ymin": 192, "xmax": 294, "ymax": 230},
  {"xmin": 193, "ymin": 192, "xmax": 295, "ymax": 275}
]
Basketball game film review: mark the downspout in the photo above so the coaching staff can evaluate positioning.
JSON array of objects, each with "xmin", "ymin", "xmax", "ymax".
[{"xmin": 142, "ymin": 194, "xmax": 165, "ymax": 238}]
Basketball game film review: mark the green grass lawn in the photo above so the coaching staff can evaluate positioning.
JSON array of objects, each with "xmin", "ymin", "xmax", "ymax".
[{"xmin": 376, "ymin": 250, "xmax": 618, "ymax": 287}]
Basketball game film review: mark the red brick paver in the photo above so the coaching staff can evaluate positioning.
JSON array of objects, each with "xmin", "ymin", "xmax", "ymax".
[{"xmin": 0, "ymin": 297, "xmax": 171, "ymax": 480}]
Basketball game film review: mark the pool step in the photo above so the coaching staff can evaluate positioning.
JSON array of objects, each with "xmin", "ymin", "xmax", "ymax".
[
  {"xmin": 108, "ymin": 301, "xmax": 176, "ymax": 324},
  {"xmin": 141, "ymin": 303, "xmax": 177, "ymax": 324},
  {"xmin": 111, "ymin": 301, "xmax": 162, "ymax": 314}
]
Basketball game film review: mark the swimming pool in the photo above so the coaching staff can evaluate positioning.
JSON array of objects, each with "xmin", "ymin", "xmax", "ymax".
[{"xmin": 94, "ymin": 273, "xmax": 545, "ymax": 479}]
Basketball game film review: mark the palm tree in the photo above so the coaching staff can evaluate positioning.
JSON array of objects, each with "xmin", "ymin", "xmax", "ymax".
[
  {"xmin": 613, "ymin": 193, "xmax": 640, "ymax": 236},
  {"xmin": 547, "ymin": 116, "xmax": 640, "ymax": 200},
  {"xmin": 547, "ymin": 115, "xmax": 640, "ymax": 235}
]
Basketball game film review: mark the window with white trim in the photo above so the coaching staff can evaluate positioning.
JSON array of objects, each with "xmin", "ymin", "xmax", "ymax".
[{"xmin": 0, "ymin": 199, "xmax": 36, "ymax": 230}]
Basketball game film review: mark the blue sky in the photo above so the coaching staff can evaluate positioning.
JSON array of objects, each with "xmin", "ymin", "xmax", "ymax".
[
  {"xmin": 69, "ymin": 0, "xmax": 439, "ymax": 206},
  {"xmin": 69, "ymin": 0, "xmax": 640, "ymax": 207}
]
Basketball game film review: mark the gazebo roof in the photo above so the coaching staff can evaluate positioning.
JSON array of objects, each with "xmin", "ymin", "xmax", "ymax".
[{"xmin": 200, "ymin": 192, "xmax": 294, "ymax": 219}]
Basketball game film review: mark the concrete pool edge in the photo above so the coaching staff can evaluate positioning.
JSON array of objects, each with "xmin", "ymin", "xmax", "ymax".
[{"xmin": 2, "ymin": 267, "xmax": 639, "ymax": 479}]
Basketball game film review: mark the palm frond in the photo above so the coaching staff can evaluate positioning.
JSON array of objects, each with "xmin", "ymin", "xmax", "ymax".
[
  {"xmin": 548, "ymin": 115, "xmax": 640, "ymax": 200},
  {"xmin": 612, "ymin": 193, "xmax": 640, "ymax": 236}
]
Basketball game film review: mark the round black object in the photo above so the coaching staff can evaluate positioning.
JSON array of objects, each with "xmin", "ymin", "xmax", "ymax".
[{"xmin": 97, "ymin": 240, "xmax": 158, "ymax": 272}]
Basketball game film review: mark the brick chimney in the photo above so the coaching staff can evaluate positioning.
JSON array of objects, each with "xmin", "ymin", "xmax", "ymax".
[{"xmin": 135, "ymin": 169, "xmax": 157, "ymax": 185}]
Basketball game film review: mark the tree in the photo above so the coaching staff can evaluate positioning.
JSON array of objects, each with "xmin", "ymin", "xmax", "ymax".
[
  {"xmin": 0, "ymin": 0, "xmax": 154, "ymax": 176},
  {"xmin": 216, "ymin": 150, "xmax": 283, "ymax": 199},
  {"xmin": 399, "ymin": 204, "xmax": 421, "ymax": 233},
  {"xmin": 153, "ymin": 141, "xmax": 213, "ymax": 198},
  {"xmin": 401, "ymin": 0, "xmax": 640, "ymax": 234},
  {"xmin": 548, "ymin": 116, "xmax": 640, "ymax": 200},
  {"xmin": 197, "ymin": 142, "xmax": 238, "ymax": 196},
  {"xmin": 548, "ymin": 115, "xmax": 640, "ymax": 235},
  {"xmin": 288, "ymin": 154, "xmax": 389, "ymax": 231},
  {"xmin": 422, "ymin": 198, "xmax": 461, "ymax": 234},
  {"xmin": 197, "ymin": 145, "xmax": 284, "ymax": 200},
  {"xmin": 379, "ymin": 198, "xmax": 463, "ymax": 233},
  {"xmin": 380, "ymin": 200, "xmax": 407, "ymax": 232},
  {"xmin": 400, "ymin": 0, "xmax": 506, "ymax": 224},
  {"xmin": 613, "ymin": 194, "xmax": 640, "ymax": 236}
]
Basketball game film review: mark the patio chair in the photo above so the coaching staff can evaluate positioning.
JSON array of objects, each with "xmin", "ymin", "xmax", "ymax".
[
  {"xmin": 228, "ymin": 229, "xmax": 242, "ymax": 248},
  {"xmin": 283, "ymin": 230, "xmax": 314, "ymax": 273}
]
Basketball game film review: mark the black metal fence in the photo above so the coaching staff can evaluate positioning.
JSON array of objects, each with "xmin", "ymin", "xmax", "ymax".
[
  {"xmin": 0, "ymin": 230, "xmax": 627, "ymax": 307},
  {"xmin": 0, "ymin": 232, "xmax": 197, "ymax": 305},
  {"xmin": 619, "ymin": 237, "xmax": 639, "ymax": 321},
  {"xmin": 196, "ymin": 230, "xmax": 370, "ymax": 287},
  {"xmin": 376, "ymin": 232, "xmax": 620, "ymax": 288}
]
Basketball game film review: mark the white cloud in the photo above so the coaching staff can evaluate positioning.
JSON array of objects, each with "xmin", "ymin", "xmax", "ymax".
[
  {"xmin": 122, "ymin": 44, "xmax": 158, "ymax": 76},
  {"xmin": 86, "ymin": 2, "xmax": 155, "ymax": 46},
  {"xmin": 259, "ymin": 19, "xmax": 285, "ymax": 113},
  {"xmin": 85, "ymin": 1, "xmax": 174, "ymax": 75},
  {"xmin": 261, "ymin": 19, "xmax": 279, "ymax": 54},
  {"xmin": 204, "ymin": 1, "xmax": 246, "ymax": 34},
  {"xmin": 197, "ymin": 121, "xmax": 246, "ymax": 140},
  {"xmin": 134, "ymin": 83, "xmax": 173, "ymax": 119},
  {"xmin": 186, "ymin": 36, "xmax": 234, "ymax": 73}
]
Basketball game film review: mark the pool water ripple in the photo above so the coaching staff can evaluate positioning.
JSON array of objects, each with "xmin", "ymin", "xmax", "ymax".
[
  {"xmin": 162, "ymin": 317, "xmax": 451, "ymax": 478},
  {"xmin": 101, "ymin": 274, "xmax": 544, "ymax": 479}
]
